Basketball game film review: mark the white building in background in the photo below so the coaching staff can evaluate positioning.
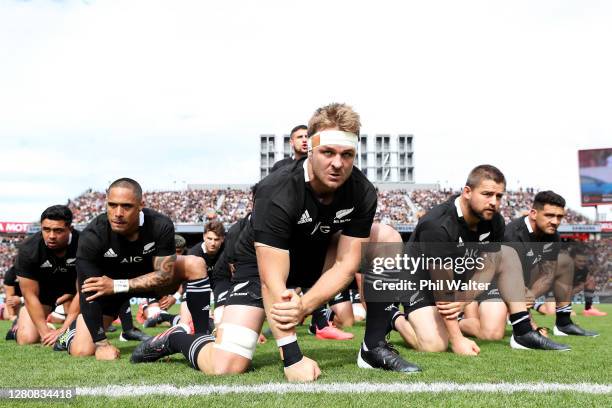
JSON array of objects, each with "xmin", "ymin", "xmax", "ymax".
[{"xmin": 259, "ymin": 133, "xmax": 414, "ymax": 183}]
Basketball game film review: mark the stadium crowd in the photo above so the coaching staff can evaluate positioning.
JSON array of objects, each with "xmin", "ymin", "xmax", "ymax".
[
  {"xmin": 0, "ymin": 236, "xmax": 21, "ymax": 279},
  {"xmin": 65, "ymin": 187, "xmax": 592, "ymax": 226},
  {"xmin": 1, "ymin": 189, "xmax": 607, "ymax": 293}
]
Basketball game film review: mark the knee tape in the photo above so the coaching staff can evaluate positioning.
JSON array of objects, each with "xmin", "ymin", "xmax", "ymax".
[{"xmin": 213, "ymin": 323, "xmax": 258, "ymax": 360}]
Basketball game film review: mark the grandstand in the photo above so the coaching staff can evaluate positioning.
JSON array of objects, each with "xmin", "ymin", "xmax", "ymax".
[{"xmin": 1, "ymin": 186, "xmax": 609, "ymax": 294}]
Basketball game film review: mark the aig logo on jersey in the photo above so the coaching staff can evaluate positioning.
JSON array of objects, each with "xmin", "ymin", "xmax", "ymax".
[
  {"xmin": 121, "ymin": 256, "xmax": 143, "ymax": 264},
  {"xmin": 143, "ymin": 242, "xmax": 156, "ymax": 255}
]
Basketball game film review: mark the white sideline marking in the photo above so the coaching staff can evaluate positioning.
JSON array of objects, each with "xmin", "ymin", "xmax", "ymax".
[{"xmin": 77, "ymin": 382, "xmax": 612, "ymax": 396}]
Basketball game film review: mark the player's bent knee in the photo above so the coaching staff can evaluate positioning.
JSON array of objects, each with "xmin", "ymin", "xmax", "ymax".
[
  {"xmin": 416, "ymin": 331, "xmax": 448, "ymax": 352},
  {"xmin": 480, "ymin": 328, "xmax": 505, "ymax": 341},
  {"xmin": 371, "ymin": 223, "xmax": 402, "ymax": 243},
  {"xmin": 69, "ymin": 342, "xmax": 96, "ymax": 357},
  {"xmin": 16, "ymin": 332, "xmax": 39, "ymax": 345},
  {"xmin": 418, "ymin": 338, "xmax": 448, "ymax": 353},
  {"xmin": 184, "ymin": 255, "xmax": 207, "ymax": 280},
  {"xmin": 212, "ymin": 323, "xmax": 258, "ymax": 374}
]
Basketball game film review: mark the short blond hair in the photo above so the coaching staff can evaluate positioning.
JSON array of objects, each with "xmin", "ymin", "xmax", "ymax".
[{"xmin": 307, "ymin": 103, "xmax": 361, "ymax": 137}]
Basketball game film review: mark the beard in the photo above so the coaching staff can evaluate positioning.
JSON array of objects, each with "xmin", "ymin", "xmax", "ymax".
[{"xmin": 468, "ymin": 201, "xmax": 494, "ymax": 221}]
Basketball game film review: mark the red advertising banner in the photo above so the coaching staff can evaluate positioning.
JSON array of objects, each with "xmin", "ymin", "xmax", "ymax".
[
  {"xmin": 0, "ymin": 222, "xmax": 32, "ymax": 234},
  {"xmin": 600, "ymin": 221, "xmax": 612, "ymax": 233}
]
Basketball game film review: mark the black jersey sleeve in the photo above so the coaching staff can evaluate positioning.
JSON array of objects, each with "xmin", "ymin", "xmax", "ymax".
[
  {"xmin": 14, "ymin": 247, "xmax": 40, "ymax": 281},
  {"xmin": 4, "ymin": 266, "xmax": 18, "ymax": 286},
  {"xmin": 252, "ymin": 196, "xmax": 294, "ymax": 250},
  {"xmin": 156, "ymin": 219, "xmax": 176, "ymax": 257},
  {"xmin": 76, "ymin": 228, "xmax": 107, "ymax": 286},
  {"xmin": 341, "ymin": 185, "xmax": 377, "ymax": 238},
  {"xmin": 75, "ymin": 229, "xmax": 108, "ymax": 342}
]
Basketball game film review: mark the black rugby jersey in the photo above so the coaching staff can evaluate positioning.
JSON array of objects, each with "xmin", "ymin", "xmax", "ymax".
[
  {"xmin": 15, "ymin": 230, "xmax": 79, "ymax": 298},
  {"xmin": 503, "ymin": 216, "xmax": 560, "ymax": 274},
  {"xmin": 224, "ymin": 214, "xmax": 250, "ymax": 265},
  {"xmin": 188, "ymin": 241, "xmax": 225, "ymax": 275},
  {"xmin": 270, "ymin": 157, "xmax": 296, "ymax": 173},
  {"xmin": 410, "ymin": 195, "xmax": 505, "ymax": 256},
  {"xmin": 233, "ymin": 158, "xmax": 377, "ymax": 284},
  {"xmin": 76, "ymin": 208, "xmax": 175, "ymax": 281},
  {"xmin": 4, "ymin": 266, "xmax": 23, "ymax": 297}
]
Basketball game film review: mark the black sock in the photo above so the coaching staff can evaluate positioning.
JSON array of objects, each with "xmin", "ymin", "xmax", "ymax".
[
  {"xmin": 328, "ymin": 310, "xmax": 336, "ymax": 324},
  {"xmin": 311, "ymin": 307, "xmax": 330, "ymax": 330},
  {"xmin": 119, "ymin": 300, "xmax": 134, "ymax": 332},
  {"xmin": 65, "ymin": 320, "xmax": 77, "ymax": 354},
  {"xmin": 186, "ymin": 277, "xmax": 211, "ymax": 334},
  {"xmin": 584, "ymin": 290, "xmax": 594, "ymax": 310},
  {"xmin": 364, "ymin": 302, "xmax": 394, "ymax": 349},
  {"xmin": 158, "ymin": 311, "xmax": 178, "ymax": 325},
  {"xmin": 389, "ymin": 304, "xmax": 402, "ymax": 331},
  {"xmin": 555, "ymin": 304, "xmax": 572, "ymax": 326},
  {"xmin": 168, "ymin": 331, "xmax": 215, "ymax": 370},
  {"xmin": 509, "ymin": 311, "xmax": 531, "ymax": 337}
]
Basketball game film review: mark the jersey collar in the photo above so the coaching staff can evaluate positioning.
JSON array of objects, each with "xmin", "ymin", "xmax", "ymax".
[
  {"xmin": 524, "ymin": 216, "xmax": 534, "ymax": 234},
  {"xmin": 454, "ymin": 196, "xmax": 464, "ymax": 218},
  {"xmin": 303, "ymin": 158, "xmax": 310, "ymax": 182}
]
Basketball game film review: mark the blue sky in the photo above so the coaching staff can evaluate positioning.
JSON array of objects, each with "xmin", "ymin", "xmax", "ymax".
[{"xmin": 1, "ymin": 0, "xmax": 611, "ymax": 221}]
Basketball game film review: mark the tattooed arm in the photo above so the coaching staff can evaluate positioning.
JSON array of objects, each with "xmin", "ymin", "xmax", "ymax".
[
  {"xmin": 81, "ymin": 254, "xmax": 177, "ymax": 300},
  {"xmin": 127, "ymin": 254, "xmax": 177, "ymax": 291}
]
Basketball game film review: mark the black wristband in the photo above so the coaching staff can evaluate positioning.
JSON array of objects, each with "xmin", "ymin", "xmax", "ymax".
[{"xmin": 281, "ymin": 341, "xmax": 303, "ymax": 368}]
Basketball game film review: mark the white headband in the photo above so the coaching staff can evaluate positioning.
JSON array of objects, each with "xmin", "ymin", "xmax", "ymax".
[{"xmin": 308, "ymin": 130, "xmax": 358, "ymax": 151}]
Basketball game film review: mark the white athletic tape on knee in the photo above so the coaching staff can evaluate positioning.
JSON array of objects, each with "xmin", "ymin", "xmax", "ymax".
[
  {"xmin": 214, "ymin": 307, "xmax": 224, "ymax": 325},
  {"xmin": 213, "ymin": 323, "xmax": 258, "ymax": 360}
]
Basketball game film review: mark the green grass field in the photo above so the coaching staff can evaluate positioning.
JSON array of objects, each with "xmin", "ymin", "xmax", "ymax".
[{"xmin": 0, "ymin": 304, "xmax": 610, "ymax": 407}]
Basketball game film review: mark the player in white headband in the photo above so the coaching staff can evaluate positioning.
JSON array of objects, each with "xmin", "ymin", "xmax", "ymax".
[{"xmin": 131, "ymin": 103, "xmax": 419, "ymax": 381}]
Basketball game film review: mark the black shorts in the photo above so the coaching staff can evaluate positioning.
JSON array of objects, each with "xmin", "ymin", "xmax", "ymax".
[
  {"xmin": 350, "ymin": 289, "xmax": 361, "ymax": 304},
  {"xmin": 226, "ymin": 279, "xmax": 263, "ymax": 309},
  {"xmin": 476, "ymin": 279, "xmax": 503, "ymax": 303},
  {"xmin": 213, "ymin": 278, "xmax": 233, "ymax": 307},
  {"xmin": 328, "ymin": 289, "xmax": 352, "ymax": 306},
  {"xmin": 39, "ymin": 286, "xmax": 77, "ymax": 308}
]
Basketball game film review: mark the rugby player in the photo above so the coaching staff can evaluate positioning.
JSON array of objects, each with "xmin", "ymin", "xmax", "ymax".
[
  {"xmin": 270, "ymin": 124, "xmax": 308, "ymax": 172},
  {"xmin": 386, "ymin": 166, "xmax": 569, "ymax": 359},
  {"xmin": 131, "ymin": 103, "xmax": 420, "ymax": 379},
  {"xmin": 13, "ymin": 205, "xmax": 80, "ymax": 346},
  {"xmin": 3, "ymin": 266, "xmax": 22, "ymax": 340},
  {"xmin": 59, "ymin": 178, "xmax": 211, "ymax": 360},
  {"xmin": 578, "ymin": 249, "xmax": 607, "ymax": 317},
  {"xmin": 268, "ymin": 124, "xmax": 355, "ymax": 339},
  {"xmin": 459, "ymin": 191, "xmax": 597, "ymax": 340}
]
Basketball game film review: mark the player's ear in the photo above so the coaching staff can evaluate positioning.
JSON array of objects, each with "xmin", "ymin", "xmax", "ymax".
[
  {"xmin": 462, "ymin": 185, "xmax": 472, "ymax": 198},
  {"xmin": 528, "ymin": 208, "xmax": 538, "ymax": 219}
]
